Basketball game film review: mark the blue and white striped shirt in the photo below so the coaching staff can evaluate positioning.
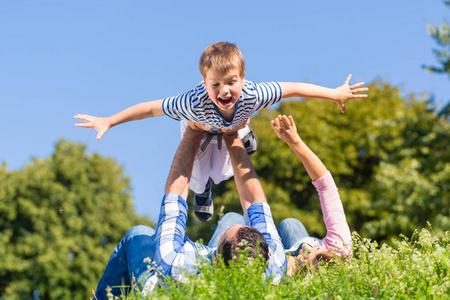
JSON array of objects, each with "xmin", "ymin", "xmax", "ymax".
[
  {"xmin": 152, "ymin": 193, "xmax": 287, "ymax": 287},
  {"xmin": 162, "ymin": 80, "xmax": 283, "ymax": 130}
]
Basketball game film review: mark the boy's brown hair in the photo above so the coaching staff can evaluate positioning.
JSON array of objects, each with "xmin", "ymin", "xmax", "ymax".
[{"xmin": 199, "ymin": 42, "xmax": 245, "ymax": 79}]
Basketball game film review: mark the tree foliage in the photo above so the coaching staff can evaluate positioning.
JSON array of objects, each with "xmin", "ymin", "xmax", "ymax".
[
  {"xmin": 424, "ymin": 0, "xmax": 450, "ymax": 78},
  {"xmin": 0, "ymin": 140, "xmax": 152, "ymax": 299},
  {"xmin": 186, "ymin": 81, "xmax": 450, "ymax": 245}
]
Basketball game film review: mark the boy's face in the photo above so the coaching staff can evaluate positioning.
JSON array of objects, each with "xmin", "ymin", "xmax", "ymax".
[{"xmin": 203, "ymin": 68, "xmax": 245, "ymax": 116}]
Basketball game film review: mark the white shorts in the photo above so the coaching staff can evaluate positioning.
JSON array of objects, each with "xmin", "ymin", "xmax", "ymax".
[{"xmin": 180, "ymin": 120, "xmax": 251, "ymax": 194}]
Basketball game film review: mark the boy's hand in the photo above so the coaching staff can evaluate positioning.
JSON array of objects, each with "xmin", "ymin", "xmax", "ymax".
[
  {"xmin": 74, "ymin": 114, "xmax": 111, "ymax": 140},
  {"xmin": 334, "ymin": 74, "xmax": 368, "ymax": 113},
  {"xmin": 270, "ymin": 115, "xmax": 301, "ymax": 146}
]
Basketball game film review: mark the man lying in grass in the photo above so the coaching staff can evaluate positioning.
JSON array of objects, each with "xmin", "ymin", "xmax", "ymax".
[
  {"xmin": 94, "ymin": 115, "xmax": 353, "ymax": 299},
  {"xmin": 94, "ymin": 120, "xmax": 286, "ymax": 300}
]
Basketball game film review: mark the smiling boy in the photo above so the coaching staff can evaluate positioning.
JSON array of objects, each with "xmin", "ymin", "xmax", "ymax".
[{"xmin": 75, "ymin": 41, "xmax": 368, "ymax": 222}]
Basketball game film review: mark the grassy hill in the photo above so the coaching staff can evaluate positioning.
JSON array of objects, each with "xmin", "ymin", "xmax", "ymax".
[{"xmin": 100, "ymin": 227, "xmax": 449, "ymax": 299}]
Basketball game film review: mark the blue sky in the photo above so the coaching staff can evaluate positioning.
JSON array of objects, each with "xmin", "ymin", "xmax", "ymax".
[{"xmin": 1, "ymin": 1, "xmax": 449, "ymax": 222}]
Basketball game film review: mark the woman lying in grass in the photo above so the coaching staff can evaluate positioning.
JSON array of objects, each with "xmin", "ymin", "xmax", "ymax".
[{"xmin": 270, "ymin": 115, "xmax": 352, "ymax": 277}]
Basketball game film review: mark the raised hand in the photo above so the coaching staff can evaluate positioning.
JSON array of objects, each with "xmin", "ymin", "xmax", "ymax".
[
  {"xmin": 334, "ymin": 74, "xmax": 368, "ymax": 113},
  {"xmin": 74, "ymin": 114, "xmax": 111, "ymax": 140},
  {"xmin": 270, "ymin": 115, "xmax": 301, "ymax": 146}
]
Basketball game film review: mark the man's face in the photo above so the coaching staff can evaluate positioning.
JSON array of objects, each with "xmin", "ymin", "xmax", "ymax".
[{"xmin": 203, "ymin": 68, "xmax": 245, "ymax": 118}]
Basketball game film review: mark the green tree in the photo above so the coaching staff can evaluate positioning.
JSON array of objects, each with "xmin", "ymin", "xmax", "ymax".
[
  {"xmin": 186, "ymin": 81, "xmax": 449, "ymax": 244},
  {"xmin": 361, "ymin": 96, "xmax": 450, "ymax": 238},
  {"xmin": 0, "ymin": 140, "xmax": 153, "ymax": 299},
  {"xmin": 424, "ymin": 0, "xmax": 450, "ymax": 118},
  {"xmin": 424, "ymin": 0, "xmax": 450, "ymax": 78}
]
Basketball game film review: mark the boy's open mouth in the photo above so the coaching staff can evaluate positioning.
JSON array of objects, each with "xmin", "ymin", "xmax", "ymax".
[{"xmin": 218, "ymin": 97, "xmax": 233, "ymax": 107}]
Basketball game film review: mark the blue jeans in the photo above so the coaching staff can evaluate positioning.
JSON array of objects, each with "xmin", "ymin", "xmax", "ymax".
[
  {"xmin": 95, "ymin": 214, "xmax": 308, "ymax": 299},
  {"xmin": 95, "ymin": 212, "xmax": 245, "ymax": 300},
  {"xmin": 277, "ymin": 218, "xmax": 310, "ymax": 250},
  {"xmin": 95, "ymin": 225, "xmax": 156, "ymax": 300}
]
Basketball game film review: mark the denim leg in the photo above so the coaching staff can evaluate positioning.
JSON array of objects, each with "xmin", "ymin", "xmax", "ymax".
[
  {"xmin": 208, "ymin": 212, "xmax": 245, "ymax": 248},
  {"xmin": 277, "ymin": 218, "xmax": 310, "ymax": 250},
  {"xmin": 95, "ymin": 225, "xmax": 156, "ymax": 300}
]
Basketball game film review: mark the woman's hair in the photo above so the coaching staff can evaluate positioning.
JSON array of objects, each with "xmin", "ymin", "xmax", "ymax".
[
  {"xmin": 313, "ymin": 251, "xmax": 334, "ymax": 265},
  {"xmin": 199, "ymin": 42, "xmax": 246, "ymax": 79},
  {"xmin": 217, "ymin": 226, "xmax": 269, "ymax": 266},
  {"xmin": 288, "ymin": 249, "xmax": 337, "ymax": 277}
]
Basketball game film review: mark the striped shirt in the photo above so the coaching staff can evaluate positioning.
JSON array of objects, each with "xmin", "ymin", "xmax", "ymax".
[
  {"xmin": 152, "ymin": 193, "xmax": 287, "ymax": 288},
  {"xmin": 162, "ymin": 80, "xmax": 283, "ymax": 130}
]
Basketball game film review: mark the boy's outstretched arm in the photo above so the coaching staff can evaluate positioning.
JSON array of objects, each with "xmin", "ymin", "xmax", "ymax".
[
  {"xmin": 74, "ymin": 99, "xmax": 164, "ymax": 140},
  {"xmin": 279, "ymin": 74, "xmax": 368, "ymax": 113}
]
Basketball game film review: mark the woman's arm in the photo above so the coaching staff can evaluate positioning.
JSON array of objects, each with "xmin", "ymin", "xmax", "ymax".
[
  {"xmin": 271, "ymin": 115, "xmax": 351, "ymax": 256},
  {"xmin": 270, "ymin": 115, "xmax": 327, "ymax": 181}
]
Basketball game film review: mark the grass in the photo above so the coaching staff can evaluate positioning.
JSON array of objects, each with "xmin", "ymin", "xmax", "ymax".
[{"xmin": 102, "ymin": 227, "xmax": 450, "ymax": 300}]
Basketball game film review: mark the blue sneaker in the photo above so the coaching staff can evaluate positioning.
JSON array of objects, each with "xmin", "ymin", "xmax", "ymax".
[{"xmin": 193, "ymin": 178, "xmax": 213, "ymax": 222}]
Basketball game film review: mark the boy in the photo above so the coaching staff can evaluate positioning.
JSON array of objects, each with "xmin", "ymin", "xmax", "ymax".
[{"xmin": 75, "ymin": 41, "xmax": 368, "ymax": 222}]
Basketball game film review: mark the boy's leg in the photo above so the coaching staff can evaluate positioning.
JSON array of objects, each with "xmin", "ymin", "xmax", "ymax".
[
  {"xmin": 181, "ymin": 121, "xmax": 214, "ymax": 221},
  {"xmin": 208, "ymin": 212, "xmax": 245, "ymax": 248},
  {"xmin": 190, "ymin": 146, "xmax": 214, "ymax": 194},
  {"xmin": 180, "ymin": 120, "xmax": 212, "ymax": 194},
  {"xmin": 190, "ymin": 140, "xmax": 215, "ymax": 221},
  {"xmin": 191, "ymin": 144, "xmax": 215, "ymax": 221},
  {"xmin": 193, "ymin": 177, "xmax": 213, "ymax": 221},
  {"xmin": 210, "ymin": 144, "xmax": 233, "ymax": 184},
  {"xmin": 208, "ymin": 122, "xmax": 257, "ymax": 183},
  {"xmin": 194, "ymin": 134, "xmax": 233, "ymax": 222},
  {"xmin": 277, "ymin": 218, "xmax": 309, "ymax": 250},
  {"xmin": 180, "ymin": 119, "xmax": 216, "ymax": 222},
  {"xmin": 95, "ymin": 225, "xmax": 156, "ymax": 300},
  {"xmin": 181, "ymin": 120, "xmax": 257, "ymax": 192},
  {"xmin": 238, "ymin": 122, "xmax": 258, "ymax": 155},
  {"xmin": 180, "ymin": 120, "xmax": 257, "ymax": 222}
]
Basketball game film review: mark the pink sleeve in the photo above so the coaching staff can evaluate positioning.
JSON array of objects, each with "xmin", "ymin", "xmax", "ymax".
[{"xmin": 312, "ymin": 171, "xmax": 352, "ymax": 256}]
